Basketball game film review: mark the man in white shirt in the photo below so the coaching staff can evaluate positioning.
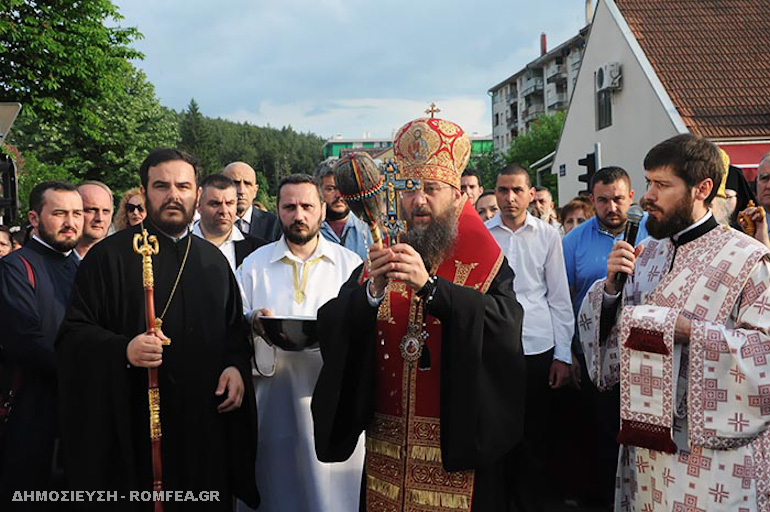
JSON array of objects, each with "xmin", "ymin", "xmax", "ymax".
[
  {"xmin": 193, "ymin": 174, "xmax": 265, "ymax": 271},
  {"xmin": 486, "ymin": 163, "xmax": 574, "ymax": 512},
  {"xmin": 236, "ymin": 174, "xmax": 364, "ymax": 512}
]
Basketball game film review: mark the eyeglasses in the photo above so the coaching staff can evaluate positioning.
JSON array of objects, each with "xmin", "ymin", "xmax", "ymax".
[
  {"xmin": 127, "ymin": 203, "xmax": 145, "ymax": 213},
  {"xmin": 401, "ymin": 183, "xmax": 451, "ymax": 198}
]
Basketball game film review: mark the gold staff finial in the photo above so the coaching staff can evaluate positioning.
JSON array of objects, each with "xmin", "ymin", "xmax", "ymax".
[
  {"xmin": 132, "ymin": 228, "xmax": 170, "ymax": 345},
  {"xmin": 425, "ymin": 102, "xmax": 441, "ymax": 118},
  {"xmin": 133, "ymin": 229, "xmax": 159, "ymax": 288}
]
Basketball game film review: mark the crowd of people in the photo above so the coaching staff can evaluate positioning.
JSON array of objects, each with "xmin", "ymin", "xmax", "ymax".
[{"xmin": 0, "ymin": 114, "xmax": 769, "ymax": 512}]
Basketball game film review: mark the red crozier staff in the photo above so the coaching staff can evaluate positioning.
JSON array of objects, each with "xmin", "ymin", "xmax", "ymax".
[{"xmin": 132, "ymin": 228, "xmax": 167, "ymax": 512}]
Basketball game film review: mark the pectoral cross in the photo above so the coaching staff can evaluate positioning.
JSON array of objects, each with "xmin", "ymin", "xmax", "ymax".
[
  {"xmin": 424, "ymin": 102, "xmax": 441, "ymax": 118},
  {"xmin": 381, "ymin": 159, "xmax": 420, "ymax": 244}
]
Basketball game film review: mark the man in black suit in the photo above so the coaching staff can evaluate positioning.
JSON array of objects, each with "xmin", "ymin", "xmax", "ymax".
[
  {"xmin": 193, "ymin": 174, "xmax": 266, "ymax": 271},
  {"xmin": 223, "ymin": 161, "xmax": 281, "ymax": 242}
]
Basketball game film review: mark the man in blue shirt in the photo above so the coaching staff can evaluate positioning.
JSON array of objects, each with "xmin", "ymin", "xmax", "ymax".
[
  {"xmin": 562, "ymin": 166, "xmax": 649, "ymax": 318},
  {"xmin": 315, "ymin": 156, "xmax": 373, "ymax": 260},
  {"xmin": 560, "ymin": 165, "xmax": 648, "ymax": 509}
]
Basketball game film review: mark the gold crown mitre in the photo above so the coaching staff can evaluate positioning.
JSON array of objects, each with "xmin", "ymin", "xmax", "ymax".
[{"xmin": 393, "ymin": 117, "xmax": 471, "ymax": 189}]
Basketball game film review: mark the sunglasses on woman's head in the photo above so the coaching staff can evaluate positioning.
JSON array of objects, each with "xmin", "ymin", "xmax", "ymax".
[{"xmin": 127, "ymin": 204, "xmax": 144, "ymax": 213}]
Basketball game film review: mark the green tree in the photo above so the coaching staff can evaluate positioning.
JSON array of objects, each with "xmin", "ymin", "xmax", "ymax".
[
  {"xmin": 506, "ymin": 110, "xmax": 565, "ymax": 203},
  {"xmin": 9, "ymin": 63, "xmax": 180, "ymax": 195},
  {"xmin": 179, "ymin": 99, "xmax": 218, "ymax": 173},
  {"xmin": 0, "ymin": 0, "xmax": 142, "ymax": 123},
  {"xmin": 472, "ymin": 151, "xmax": 506, "ymax": 191}
]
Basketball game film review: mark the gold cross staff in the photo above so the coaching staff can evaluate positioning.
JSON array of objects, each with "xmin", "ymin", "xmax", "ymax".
[{"xmin": 425, "ymin": 102, "xmax": 441, "ymax": 118}]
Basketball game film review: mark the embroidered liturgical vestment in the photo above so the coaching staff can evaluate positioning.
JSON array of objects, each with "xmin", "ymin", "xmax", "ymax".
[
  {"xmin": 365, "ymin": 201, "xmax": 503, "ymax": 512},
  {"xmin": 579, "ymin": 224, "xmax": 770, "ymax": 512}
]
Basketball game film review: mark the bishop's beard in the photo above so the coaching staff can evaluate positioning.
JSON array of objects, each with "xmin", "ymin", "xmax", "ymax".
[{"xmin": 403, "ymin": 206, "xmax": 458, "ymax": 270}]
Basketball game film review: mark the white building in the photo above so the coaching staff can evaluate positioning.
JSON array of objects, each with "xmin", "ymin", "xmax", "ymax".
[
  {"xmin": 489, "ymin": 27, "xmax": 589, "ymax": 154},
  {"xmin": 554, "ymin": 0, "xmax": 770, "ymax": 202}
]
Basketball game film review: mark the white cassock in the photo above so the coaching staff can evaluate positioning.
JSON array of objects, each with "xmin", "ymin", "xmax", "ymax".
[
  {"xmin": 236, "ymin": 235, "xmax": 365, "ymax": 512},
  {"xmin": 578, "ymin": 217, "xmax": 770, "ymax": 512}
]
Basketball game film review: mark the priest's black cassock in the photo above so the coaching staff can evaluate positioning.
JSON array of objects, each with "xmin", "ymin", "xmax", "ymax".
[
  {"xmin": 311, "ymin": 201, "xmax": 526, "ymax": 512},
  {"xmin": 57, "ymin": 223, "xmax": 258, "ymax": 511}
]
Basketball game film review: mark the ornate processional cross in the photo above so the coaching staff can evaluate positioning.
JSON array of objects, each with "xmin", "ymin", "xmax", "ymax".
[{"xmin": 380, "ymin": 158, "xmax": 420, "ymax": 244}]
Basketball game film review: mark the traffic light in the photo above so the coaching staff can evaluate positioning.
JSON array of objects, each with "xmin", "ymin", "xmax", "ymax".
[{"xmin": 577, "ymin": 151, "xmax": 598, "ymax": 195}]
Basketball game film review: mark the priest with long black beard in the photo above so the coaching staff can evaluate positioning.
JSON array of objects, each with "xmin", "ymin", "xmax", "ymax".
[
  {"xmin": 57, "ymin": 148, "xmax": 258, "ymax": 510},
  {"xmin": 312, "ymin": 115, "xmax": 526, "ymax": 512}
]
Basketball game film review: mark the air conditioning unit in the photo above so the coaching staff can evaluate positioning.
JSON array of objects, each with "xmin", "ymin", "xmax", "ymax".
[{"xmin": 596, "ymin": 62, "xmax": 622, "ymax": 91}]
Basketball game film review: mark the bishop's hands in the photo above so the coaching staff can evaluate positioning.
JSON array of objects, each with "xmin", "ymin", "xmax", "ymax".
[
  {"xmin": 604, "ymin": 241, "xmax": 645, "ymax": 295},
  {"xmin": 126, "ymin": 329, "xmax": 169, "ymax": 368},
  {"xmin": 367, "ymin": 242, "xmax": 430, "ymax": 298}
]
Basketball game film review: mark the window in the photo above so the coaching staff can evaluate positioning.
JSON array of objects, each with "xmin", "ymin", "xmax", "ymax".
[
  {"xmin": 597, "ymin": 89, "xmax": 612, "ymax": 130},
  {"xmin": 495, "ymin": 113, "xmax": 499, "ymax": 126}
]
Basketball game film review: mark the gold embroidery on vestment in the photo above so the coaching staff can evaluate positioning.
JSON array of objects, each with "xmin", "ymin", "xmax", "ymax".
[
  {"xmin": 407, "ymin": 489, "xmax": 471, "ymax": 510},
  {"xmin": 410, "ymin": 445, "xmax": 442, "ymax": 462},
  {"xmin": 452, "ymin": 260, "xmax": 479, "ymax": 287},
  {"xmin": 366, "ymin": 437, "xmax": 402, "ymax": 460},
  {"xmin": 367, "ymin": 474, "xmax": 400, "ymax": 501}
]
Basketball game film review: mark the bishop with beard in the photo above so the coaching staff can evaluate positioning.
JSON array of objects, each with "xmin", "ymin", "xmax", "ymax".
[{"xmin": 312, "ymin": 115, "xmax": 526, "ymax": 511}]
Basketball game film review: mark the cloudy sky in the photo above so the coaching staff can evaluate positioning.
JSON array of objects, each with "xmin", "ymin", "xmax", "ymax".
[{"xmin": 114, "ymin": 0, "xmax": 590, "ymax": 139}]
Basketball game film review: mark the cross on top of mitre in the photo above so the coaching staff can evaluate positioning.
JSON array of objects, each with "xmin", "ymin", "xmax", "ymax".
[{"xmin": 424, "ymin": 102, "xmax": 441, "ymax": 118}]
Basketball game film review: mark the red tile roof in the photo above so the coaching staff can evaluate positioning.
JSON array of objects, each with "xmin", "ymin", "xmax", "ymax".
[{"xmin": 616, "ymin": 0, "xmax": 770, "ymax": 139}]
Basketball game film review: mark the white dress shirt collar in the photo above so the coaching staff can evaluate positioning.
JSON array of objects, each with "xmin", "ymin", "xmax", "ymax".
[
  {"xmin": 269, "ymin": 234, "xmax": 336, "ymax": 265},
  {"xmin": 238, "ymin": 206, "xmax": 254, "ymax": 230},
  {"xmin": 485, "ymin": 210, "xmax": 537, "ymax": 234},
  {"xmin": 192, "ymin": 222, "xmax": 244, "ymax": 270},
  {"xmin": 192, "ymin": 221, "xmax": 245, "ymax": 244}
]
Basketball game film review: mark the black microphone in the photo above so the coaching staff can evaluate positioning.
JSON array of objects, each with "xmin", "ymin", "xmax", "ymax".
[{"xmin": 614, "ymin": 204, "xmax": 645, "ymax": 288}]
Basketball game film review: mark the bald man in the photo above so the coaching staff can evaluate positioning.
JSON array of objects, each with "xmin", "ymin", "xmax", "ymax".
[
  {"xmin": 75, "ymin": 180, "xmax": 114, "ymax": 259},
  {"xmin": 223, "ymin": 162, "xmax": 281, "ymax": 242}
]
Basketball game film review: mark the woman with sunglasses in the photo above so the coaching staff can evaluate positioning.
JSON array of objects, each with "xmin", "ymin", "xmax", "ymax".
[{"xmin": 115, "ymin": 187, "xmax": 146, "ymax": 230}]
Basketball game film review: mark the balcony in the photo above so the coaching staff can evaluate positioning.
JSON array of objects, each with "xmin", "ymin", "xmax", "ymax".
[
  {"xmin": 506, "ymin": 115, "xmax": 518, "ymax": 129},
  {"xmin": 546, "ymin": 64, "xmax": 567, "ymax": 83},
  {"xmin": 520, "ymin": 78, "xmax": 544, "ymax": 98},
  {"xmin": 506, "ymin": 92, "xmax": 518, "ymax": 104},
  {"xmin": 546, "ymin": 91, "xmax": 568, "ymax": 108},
  {"xmin": 522, "ymin": 103, "xmax": 545, "ymax": 122}
]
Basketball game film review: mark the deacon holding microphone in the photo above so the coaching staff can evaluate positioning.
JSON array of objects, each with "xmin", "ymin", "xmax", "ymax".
[{"xmin": 577, "ymin": 134, "xmax": 770, "ymax": 512}]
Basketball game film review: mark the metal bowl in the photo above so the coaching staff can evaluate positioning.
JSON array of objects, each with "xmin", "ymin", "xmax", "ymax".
[{"xmin": 259, "ymin": 315, "xmax": 319, "ymax": 351}]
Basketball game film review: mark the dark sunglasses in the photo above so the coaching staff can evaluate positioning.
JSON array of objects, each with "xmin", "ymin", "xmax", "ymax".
[{"xmin": 127, "ymin": 203, "xmax": 145, "ymax": 213}]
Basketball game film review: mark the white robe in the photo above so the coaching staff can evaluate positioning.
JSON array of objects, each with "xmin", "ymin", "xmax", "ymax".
[
  {"xmin": 236, "ymin": 236, "xmax": 365, "ymax": 512},
  {"xmin": 579, "ymin": 224, "xmax": 770, "ymax": 512}
]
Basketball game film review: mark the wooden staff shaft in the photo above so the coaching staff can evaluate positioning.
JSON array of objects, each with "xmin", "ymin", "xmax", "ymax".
[
  {"xmin": 143, "ymin": 287, "xmax": 163, "ymax": 512},
  {"xmin": 134, "ymin": 229, "xmax": 164, "ymax": 512}
]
